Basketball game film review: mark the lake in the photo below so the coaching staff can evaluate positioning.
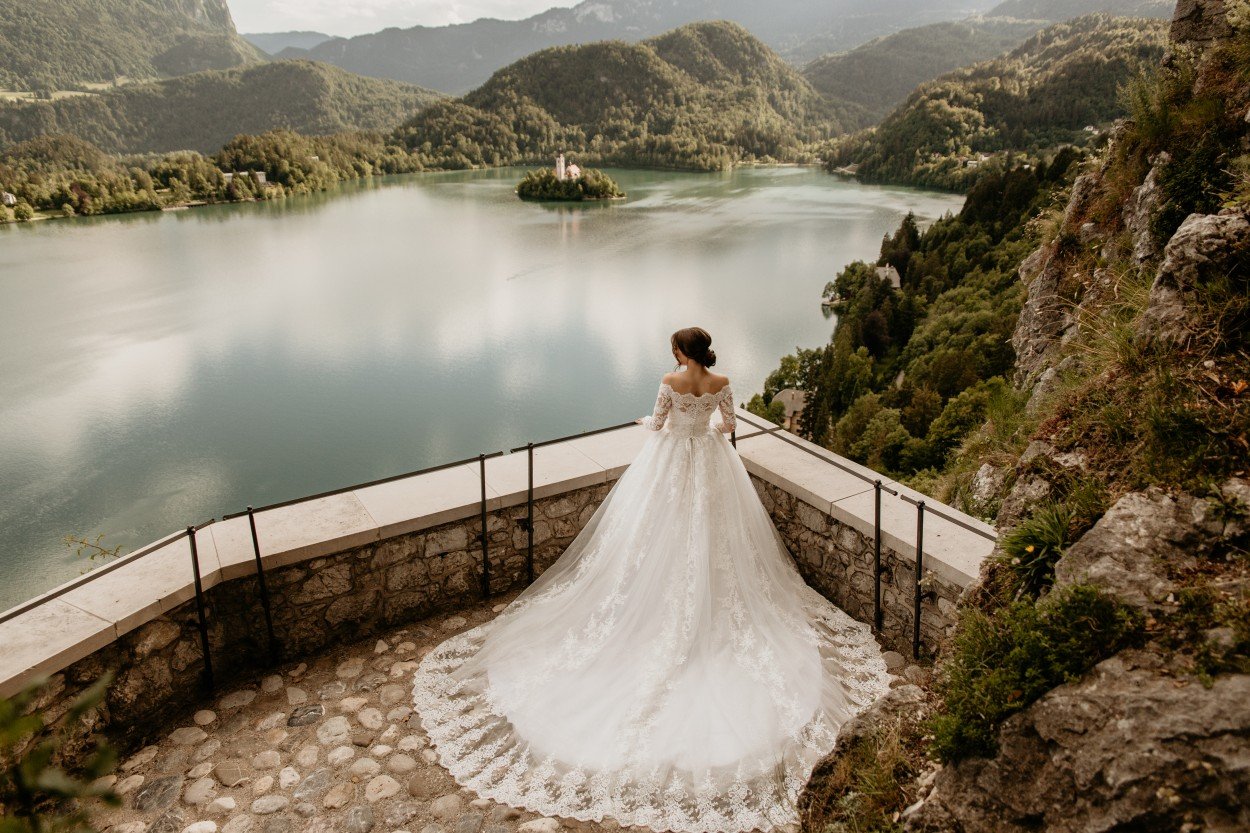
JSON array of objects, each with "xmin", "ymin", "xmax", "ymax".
[{"xmin": 0, "ymin": 166, "xmax": 963, "ymax": 611}]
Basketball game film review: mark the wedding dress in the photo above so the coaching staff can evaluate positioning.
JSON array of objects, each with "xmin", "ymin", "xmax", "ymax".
[{"xmin": 412, "ymin": 382, "xmax": 891, "ymax": 833}]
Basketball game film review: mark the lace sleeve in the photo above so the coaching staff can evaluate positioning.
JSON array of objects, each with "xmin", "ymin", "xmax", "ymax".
[
  {"xmin": 640, "ymin": 384, "xmax": 672, "ymax": 431},
  {"xmin": 716, "ymin": 387, "xmax": 736, "ymax": 434}
]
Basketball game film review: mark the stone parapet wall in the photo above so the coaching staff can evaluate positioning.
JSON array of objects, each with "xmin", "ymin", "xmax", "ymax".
[
  {"xmin": 29, "ymin": 484, "xmax": 611, "ymax": 752},
  {"xmin": 752, "ymin": 478, "xmax": 958, "ymax": 657},
  {"xmin": 2, "ymin": 416, "xmax": 994, "ymax": 762}
]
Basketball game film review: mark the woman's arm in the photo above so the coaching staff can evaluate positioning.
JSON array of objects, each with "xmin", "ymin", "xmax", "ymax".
[
  {"xmin": 637, "ymin": 383, "xmax": 673, "ymax": 430},
  {"xmin": 715, "ymin": 387, "xmax": 736, "ymax": 434}
]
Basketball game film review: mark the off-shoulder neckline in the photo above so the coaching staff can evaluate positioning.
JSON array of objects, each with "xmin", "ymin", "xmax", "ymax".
[{"xmin": 659, "ymin": 382, "xmax": 732, "ymax": 399}]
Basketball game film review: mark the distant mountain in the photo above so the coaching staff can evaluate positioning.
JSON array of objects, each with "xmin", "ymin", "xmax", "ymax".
[
  {"xmin": 0, "ymin": 0, "xmax": 264, "ymax": 91},
  {"xmin": 283, "ymin": 0, "xmax": 1002, "ymax": 94},
  {"xmin": 825, "ymin": 14, "xmax": 1168, "ymax": 189},
  {"xmin": 986, "ymin": 0, "xmax": 1174, "ymax": 19},
  {"xmin": 0, "ymin": 60, "xmax": 442, "ymax": 154},
  {"xmin": 394, "ymin": 21, "xmax": 853, "ymax": 171},
  {"xmin": 242, "ymin": 31, "xmax": 334, "ymax": 55},
  {"xmin": 803, "ymin": 18, "xmax": 1044, "ymax": 126}
]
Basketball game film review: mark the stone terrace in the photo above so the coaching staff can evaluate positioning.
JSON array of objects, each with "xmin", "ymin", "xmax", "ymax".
[
  {"xmin": 1, "ymin": 412, "xmax": 996, "ymax": 833},
  {"xmin": 92, "ymin": 592, "xmax": 602, "ymax": 833}
]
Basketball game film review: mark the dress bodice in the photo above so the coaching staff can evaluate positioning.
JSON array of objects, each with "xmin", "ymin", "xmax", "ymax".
[{"xmin": 641, "ymin": 382, "xmax": 736, "ymax": 438}]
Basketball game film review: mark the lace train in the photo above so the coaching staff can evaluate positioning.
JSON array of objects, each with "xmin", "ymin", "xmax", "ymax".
[{"xmin": 412, "ymin": 392, "xmax": 891, "ymax": 833}]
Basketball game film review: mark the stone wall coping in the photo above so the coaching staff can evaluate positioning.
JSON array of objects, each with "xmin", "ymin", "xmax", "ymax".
[
  {"xmin": 0, "ymin": 411, "xmax": 995, "ymax": 698},
  {"xmin": 733, "ymin": 412, "xmax": 996, "ymax": 586}
]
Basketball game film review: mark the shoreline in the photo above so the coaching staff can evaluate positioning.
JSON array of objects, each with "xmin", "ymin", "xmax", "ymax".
[{"xmin": 0, "ymin": 160, "xmax": 901, "ymax": 229}]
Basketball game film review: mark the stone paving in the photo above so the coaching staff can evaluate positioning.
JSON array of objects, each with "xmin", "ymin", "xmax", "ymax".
[
  {"xmin": 87, "ymin": 586, "xmax": 920, "ymax": 833},
  {"xmin": 90, "ymin": 591, "xmax": 607, "ymax": 833}
]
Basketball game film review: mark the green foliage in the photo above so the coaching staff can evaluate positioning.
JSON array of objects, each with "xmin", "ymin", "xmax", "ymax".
[
  {"xmin": 800, "ymin": 718, "xmax": 922, "ymax": 833},
  {"xmin": 997, "ymin": 504, "xmax": 1074, "ymax": 597},
  {"xmin": 1162, "ymin": 584, "xmax": 1250, "ymax": 686},
  {"xmin": 393, "ymin": 21, "xmax": 853, "ymax": 172},
  {"xmin": 515, "ymin": 167, "xmax": 623, "ymax": 201},
  {"xmin": 771, "ymin": 156, "xmax": 1077, "ymax": 481},
  {"xmin": 746, "ymin": 394, "xmax": 786, "ymax": 425},
  {"xmin": 824, "ymin": 15, "xmax": 1167, "ymax": 189},
  {"xmin": 0, "ymin": 0, "xmax": 262, "ymax": 92},
  {"xmin": 0, "ymin": 130, "xmax": 421, "ymax": 220},
  {"xmin": 64, "ymin": 533, "xmax": 122, "ymax": 574},
  {"xmin": 803, "ymin": 18, "xmax": 1045, "ymax": 126},
  {"xmin": 0, "ymin": 61, "xmax": 443, "ymax": 155},
  {"xmin": 929, "ymin": 584, "xmax": 1141, "ymax": 762},
  {"xmin": 0, "ymin": 675, "xmax": 119, "ymax": 833}
]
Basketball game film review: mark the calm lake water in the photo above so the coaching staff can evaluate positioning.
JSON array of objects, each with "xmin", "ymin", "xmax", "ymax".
[{"xmin": 0, "ymin": 166, "xmax": 963, "ymax": 610}]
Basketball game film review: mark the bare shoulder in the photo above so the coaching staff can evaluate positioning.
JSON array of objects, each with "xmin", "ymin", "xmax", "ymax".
[
  {"xmin": 709, "ymin": 373, "xmax": 731, "ymax": 393},
  {"xmin": 660, "ymin": 371, "xmax": 682, "ymax": 387}
]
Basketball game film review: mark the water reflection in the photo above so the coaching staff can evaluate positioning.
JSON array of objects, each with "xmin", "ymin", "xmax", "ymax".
[{"xmin": 0, "ymin": 166, "xmax": 963, "ymax": 610}]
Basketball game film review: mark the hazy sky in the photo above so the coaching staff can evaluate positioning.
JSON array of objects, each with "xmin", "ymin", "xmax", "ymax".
[{"xmin": 229, "ymin": 0, "xmax": 581, "ymax": 36}]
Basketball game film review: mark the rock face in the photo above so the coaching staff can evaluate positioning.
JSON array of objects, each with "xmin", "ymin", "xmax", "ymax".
[
  {"xmin": 1171, "ymin": 0, "xmax": 1235, "ymax": 44},
  {"xmin": 906, "ymin": 652, "xmax": 1250, "ymax": 832},
  {"xmin": 1138, "ymin": 211, "xmax": 1250, "ymax": 345},
  {"xmin": 1053, "ymin": 488, "xmax": 1214, "ymax": 611},
  {"xmin": 1123, "ymin": 152, "xmax": 1169, "ymax": 266},
  {"xmin": 907, "ymin": 477, "xmax": 1250, "ymax": 832},
  {"xmin": 799, "ymin": 685, "xmax": 930, "ymax": 825}
]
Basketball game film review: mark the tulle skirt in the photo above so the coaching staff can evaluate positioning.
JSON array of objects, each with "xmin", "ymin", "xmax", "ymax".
[{"xmin": 412, "ymin": 426, "xmax": 891, "ymax": 833}]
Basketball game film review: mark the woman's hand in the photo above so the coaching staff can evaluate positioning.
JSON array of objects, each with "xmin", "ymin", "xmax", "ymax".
[{"xmin": 634, "ymin": 417, "xmax": 645, "ymax": 425}]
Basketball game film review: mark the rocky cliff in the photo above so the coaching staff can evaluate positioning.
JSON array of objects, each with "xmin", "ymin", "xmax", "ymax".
[{"xmin": 801, "ymin": 2, "xmax": 1250, "ymax": 829}]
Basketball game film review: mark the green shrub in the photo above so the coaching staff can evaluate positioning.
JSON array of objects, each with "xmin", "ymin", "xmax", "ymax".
[
  {"xmin": 929, "ymin": 584, "xmax": 1141, "ymax": 762},
  {"xmin": 1163, "ymin": 584, "xmax": 1250, "ymax": 686},
  {"xmin": 996, "ymin": 480, "xmax": 1108, "ymax": 598},
  {"xmin": 0, "ymin": 675, "xmax": 119, "ymax": 833},
  {"xmin": 746, "ymin": 394, "xmax": 785, "ymax": 425},
  {"xmin": 997, "ymin": 504, "xmax": 1073, "ymax": 598}
]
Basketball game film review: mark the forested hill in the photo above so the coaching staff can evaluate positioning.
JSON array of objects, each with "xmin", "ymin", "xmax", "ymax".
[
  {"xmin": 0, "ymin": 61, "xmax": 443, "ymax": 154},
  {"xmin": 394, "ymin": 21, "xmax": 855, "ymax": 171},
  {"xmin": 0, "ymin": 0, "xmax": 263, "ymax": 91},
  {"xmin": 282, "ymin": 0, "xmax": 998, "ymax": 94},
  {"xmin": 824, "ymin": 14, "xmax": 1168, "ymax": 190},
  {"xmin": 802, "ymin": 19, "xmax": 1044, "ymax": 126}
]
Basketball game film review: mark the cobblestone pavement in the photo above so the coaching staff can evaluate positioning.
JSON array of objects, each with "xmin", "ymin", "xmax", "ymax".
[{"xmin": 92, "ymin": 591, "xmax": 617, "ymax": 833}]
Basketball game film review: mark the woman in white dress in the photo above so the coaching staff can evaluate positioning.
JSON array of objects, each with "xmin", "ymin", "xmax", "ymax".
[{"xmin": 412, "ymin": 328, "xmax": 891, "ymax": 833}]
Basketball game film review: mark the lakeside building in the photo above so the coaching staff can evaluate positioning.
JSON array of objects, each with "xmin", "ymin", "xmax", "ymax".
[{"xmin": 772, "ymin": 388, "xmax": 807, "ymax": 431}]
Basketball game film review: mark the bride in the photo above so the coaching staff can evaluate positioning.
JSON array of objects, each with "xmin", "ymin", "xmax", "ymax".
[{"xmin": 412, "ymin": 327, "xmax": 891, "ymax": 833}]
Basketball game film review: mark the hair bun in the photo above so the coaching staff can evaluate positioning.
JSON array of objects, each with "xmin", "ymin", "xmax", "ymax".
[{"xmin": 671, "ymin": 327, "xmax": 717, "ymax": 368}]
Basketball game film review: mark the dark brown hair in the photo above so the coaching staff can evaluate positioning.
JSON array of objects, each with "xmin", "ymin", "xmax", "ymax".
[{"xmin": 671, "ymin": 327, "xmax": 717, "ymax": 368}]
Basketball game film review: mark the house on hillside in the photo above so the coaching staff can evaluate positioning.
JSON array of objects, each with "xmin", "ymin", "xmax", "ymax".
[
  {"xmin": 876, "ymin": 264, "xmax": 901, "ymax": 289},
  {"xmin": 773, "ymin": 388, "xmax": 807, "ymax": 432},
  {"xmin": 221, "ymin": 171, "xmax": 270, "ymax": 187},
  {"xmin": 1, "ymin": 191, "xmax": 16, "ymax": 207}
]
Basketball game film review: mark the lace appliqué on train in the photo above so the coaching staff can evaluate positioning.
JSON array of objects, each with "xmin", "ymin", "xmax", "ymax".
[{"xmin": 413, "ymin": 379, "xmax": 891, "ymax": 833}]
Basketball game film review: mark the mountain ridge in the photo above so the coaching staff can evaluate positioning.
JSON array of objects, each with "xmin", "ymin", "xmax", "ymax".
[
  {"xmin": 394, "ymin": 20, "xmax": 852, "ymax": 171},
  {"xmin": 279, "ymin": 0, "xmax": 1001, "ymax": 94},
  {"xmin": 824, "ymin": 13, "xmax": 1169, "ymax": 189},
  {"xmin": 0, "ymin": 60, "xmax": 443, "ymax": 154},
  {"xmin": 0, "ymin": 0, "xmax": 263, "ymax": 91}
]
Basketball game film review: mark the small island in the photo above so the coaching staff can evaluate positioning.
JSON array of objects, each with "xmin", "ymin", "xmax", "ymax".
[{"xmin": 517, "ymin": 154, "xmax": 624, "ymax": 202}]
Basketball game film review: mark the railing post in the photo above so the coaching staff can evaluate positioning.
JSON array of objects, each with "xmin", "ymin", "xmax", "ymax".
[
  {"xmin": 526, "ymin": 442, "xmax": 535, "ymax": 584},
  {"xmin": 913, "ymin": 501, "xmax": 925, "ymax": 660},
  {"xmin": 187, "ymin": 526, "xmax": 214, "ymax": 692},
  {"xmin": 246, "ymin": 506, "xmax": 279, "ymax": 666},
  {"xmin": 479, "ymin": 453, "xmax": 490, "ymax": 600},
  {"xmin": 873, "ymin": 480, "xmax": 883, "ymax": 633}
]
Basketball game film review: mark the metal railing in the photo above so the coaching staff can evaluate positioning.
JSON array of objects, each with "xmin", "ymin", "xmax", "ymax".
[
  {"xmin": 1, "ymin": 410, "xmax": 995, "ymax": 693},
  {"xmin": 728, "ymin": 412, "xmax": 996, "ymax": 658}
]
